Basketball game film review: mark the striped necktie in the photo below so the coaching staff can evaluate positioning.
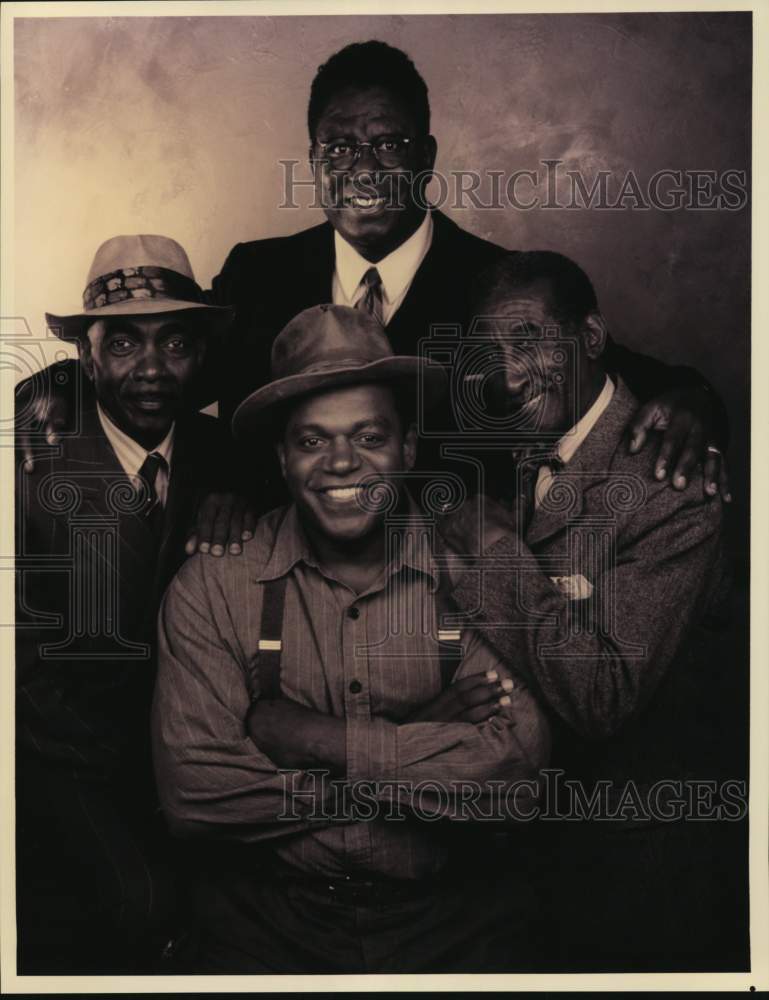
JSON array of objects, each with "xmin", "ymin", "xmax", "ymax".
[{"xmin": 355, "ymin": 266, "xmax": 384, "ymax": 326}]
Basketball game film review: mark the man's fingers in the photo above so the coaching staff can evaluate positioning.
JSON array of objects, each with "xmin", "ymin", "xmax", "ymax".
[
  {"xmin": 456, "ymin": 703, "xmax": 501, "ymax": 725},
  {"xmin": 18, "ymin": 394, "xmax": 66, "ymax": 472},
  {"xmin": 241, "ymin": 505, "xmax": 258, "ymax": 541},
  {"xmin": 652, "ymin": 415, "xmax": 690, "ymax": 482},
  {"xmin": 456, "ymin": 682, "xmax": 504, "ymax": 709},
  {"xmin": 670, "ymin": 425, "xmax": 704, "ymax": 491},
  {"xmin": 210, "ymin": 496, "xmax": 236, "ymax": 556},
  {"xmin": 193, "ymin": 492, "xmax": 224, "ymax": 554},
  {"xmin": 453, "ymin": 669, "xmax": 512, "ymax": 708},
  {"xmin": 627, "ymin": 401, "xmax": 665, "ymax": 454},
  {"xmin": 184, "ymin": 533, "xmax": 198, "ymax": 557},
  {"xmin": 225, "ymin": 496, "xmax": 247, "ymax": 555},
  {"xmin": 44, "ymin": 398, "xmax": 68, "ymax": 444},
  {"xmin": 45, "ymin": 415, "xmax": 66, "ymax": 446},
  {"xmin": 19, "ymin": 430, "xmax": 35, "ymax": 473},
  {"xmin": 719, "ymin": 455, "xmax": 732, "ymax": 503},
  {"xmin": 703, "ymin": 446, "xmax": 722, "ymax": 499}
]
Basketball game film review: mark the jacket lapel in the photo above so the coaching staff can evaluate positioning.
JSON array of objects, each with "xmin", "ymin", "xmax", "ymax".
[
  {"xmin": 385, "ymin": 211, "xmax": 459, "ymax": 353},
  {"xmin": 155, "ymin": 421, "xmax": 197, "ymax": 592},
  {"xmin": 300, "ymin": 221, "xmax": 335, "ymax": 310},
  {"xmin": 526, "ymin": 379, "xmax": 638, "ymax": 547}
]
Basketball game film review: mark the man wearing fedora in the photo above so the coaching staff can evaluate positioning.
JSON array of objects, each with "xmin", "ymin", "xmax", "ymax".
[
  {"xmin": 18, "ymin": 40, "xmax": 731, "ymax": 513},
  {"xmin": 15, "ymin": 234, "xmax": 236, "ymax": 973},
  {"xmin": 153, "ymin": 304, "xmax": 551, "ymax": 974}
]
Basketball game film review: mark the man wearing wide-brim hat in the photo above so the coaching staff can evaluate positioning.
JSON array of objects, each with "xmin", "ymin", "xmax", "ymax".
[
  {"xmin": 15, "ymin": 234, "xmax": 240, "ymax": 974},
  {"xmin": 153, "ymin": 303, "xmax": 550, "ymax": 974}
]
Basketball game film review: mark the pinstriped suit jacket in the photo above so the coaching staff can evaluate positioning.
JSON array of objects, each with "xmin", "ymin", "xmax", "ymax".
[{"xmin": 15, "ymin": 399, "xmax": 230, "ymax": 776}]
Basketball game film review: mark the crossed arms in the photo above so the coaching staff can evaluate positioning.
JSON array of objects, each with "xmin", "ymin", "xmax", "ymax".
[{"xmin": 151, "ymin": 558, "xmax": 549, "ymax": 841}]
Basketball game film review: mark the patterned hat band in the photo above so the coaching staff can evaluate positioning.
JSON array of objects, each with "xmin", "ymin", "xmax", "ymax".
[{"xmin": 83, "ymin": 266, "xmax": 205, "ymax": 311}]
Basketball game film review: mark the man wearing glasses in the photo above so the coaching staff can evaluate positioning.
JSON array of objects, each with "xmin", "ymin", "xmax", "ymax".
[
  {"xmin": 21, "ymin": 40, "xmax": 730, "ymax": 517},
  {"xmin": 211, "ymin": 39, "xmax": 729, "ymax": 508}
]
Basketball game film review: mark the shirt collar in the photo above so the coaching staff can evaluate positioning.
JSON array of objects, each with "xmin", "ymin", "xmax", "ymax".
[
  {"xmin": 333, "ymin": 210, "xmax": 433, "ymax": 306},
  {"xmin": 555, "ymin": 374, "xmax": 615, "ymax": 466},
  {"xmin": 258, "ymin": 496, "xmax": 440, "ymax": 588},
  {"xmin": 96, "ymin": 402, "xmax": 175, "ymax": 479}
]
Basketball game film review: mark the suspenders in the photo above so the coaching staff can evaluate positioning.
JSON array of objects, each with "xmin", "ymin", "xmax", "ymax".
[
  {"xmin": 248, "ymin": 573, "xmax": 464, "ymax": 699},
  {"xmin": 435, "ymin": 576, "xmax": 464, "ymax": 688},
  {"xmin": 251, "ymin": 577, "xmax": 287, "ymax": 700}
]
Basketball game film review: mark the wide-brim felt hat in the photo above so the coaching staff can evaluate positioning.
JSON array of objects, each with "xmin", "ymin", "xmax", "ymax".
[
  {"xmin": 46, "ymin": 234, "xmax": 233, "ymax": 341},
  {"xmin": 232, "ymin": 304, "xmax": 447, "ymax": 439}
]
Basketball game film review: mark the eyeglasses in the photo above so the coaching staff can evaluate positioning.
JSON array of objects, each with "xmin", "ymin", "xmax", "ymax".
[{"xmin": 312, "ymin": 135, "xmax": 414, "ymax": 171}]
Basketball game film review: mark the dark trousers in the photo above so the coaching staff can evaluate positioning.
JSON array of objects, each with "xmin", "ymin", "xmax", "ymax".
[
  {"xmin": 189, "ymin": 836, "xmax": 548, "ymax": 974},
  {"xmin": 548, "ymin": 817, "xmax": 750, "ymax": 973},
  {"xmin": 16, "ymin": 756, "xmax": 180, "ymax": 975}
]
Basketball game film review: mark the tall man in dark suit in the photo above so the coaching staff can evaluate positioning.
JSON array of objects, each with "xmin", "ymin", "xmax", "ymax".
[
  {"xmin": 439, "ymin": 251, "xmax": 746, "ymax": 971},
  {"xmin": 15, "ymin": 234, "xmax": 234, "ymax": 974},
  {"xmin": 211, "ymin": 39, "xmax": 730, "ymax": 507},
  {"xmin": 18, "ymin": 40, "xmax": 730, "ymax": 522}
]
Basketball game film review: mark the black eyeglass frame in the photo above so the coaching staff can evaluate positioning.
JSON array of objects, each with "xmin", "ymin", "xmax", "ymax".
[{"xmin": 311, "ymin": 135, "xmax": 416, "ymax": 171}]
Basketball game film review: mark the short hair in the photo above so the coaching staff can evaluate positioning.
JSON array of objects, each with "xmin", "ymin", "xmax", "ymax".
[
  {"xmin": 473, "ymin": 251, "xmax": 600, "ymax": 331},
  {"xmin": 307, "ymin": 40, "xmax": 430, "ymax": 140}
]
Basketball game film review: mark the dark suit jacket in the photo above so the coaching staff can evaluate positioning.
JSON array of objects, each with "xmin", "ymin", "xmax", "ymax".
[
  {"xmin": 209, "ymin": 209, "xmax": 723, "ymax": 508},
  {"xmin": 450, "ymin": 378, "xmax": 732, "ymax": 797},
  {"xmin": 210, "ymin": 209, "xmax": 505, "ymax": 422},
  {"xmin": 15, "ymin": 402, "xmax": 231, "ymax": 778},
  {"xmin": 210, "ymin": 208, "xmax": 713, "ymax": 421},
  {"xmin": 21, "ymin": 210, "xmax": 724, "ymax": 510}
]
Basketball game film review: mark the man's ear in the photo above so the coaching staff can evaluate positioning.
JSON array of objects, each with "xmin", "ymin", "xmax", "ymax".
[
  {"xmin": 403, "ymin": 423, "xmax": 418, "ymax": 472},
  {"xmin": 77, "ymin": 336, "xmax": 95, "ymax": 382},
  {"xmin": 581, "ymin": 312, "xmax": 608, "ymax": 361},
  {"xmin": 276, "ymin": 441, "xmax": 287, "ymax": 480},
  {"xmin": 423, "ymin": 134, "xmax": 438, "ymax": 173}
]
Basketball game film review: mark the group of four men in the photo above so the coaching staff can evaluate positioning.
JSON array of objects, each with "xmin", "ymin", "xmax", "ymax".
[{"xmin": 15, "ymin": 40, "xmax": 743, "ymax": 975}]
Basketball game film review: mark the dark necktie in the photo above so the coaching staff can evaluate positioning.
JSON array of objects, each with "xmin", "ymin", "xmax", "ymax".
[
  {"xmin": 512, "ymin": 448, "xmax": 564, "ymax": 536},
  {"xmin": 355, "ymin": 266, "xmax": 384, "ymax": 326},
  {"xmin": 136, "ymin": 451, "xmax": 167, "ymax": 541}
]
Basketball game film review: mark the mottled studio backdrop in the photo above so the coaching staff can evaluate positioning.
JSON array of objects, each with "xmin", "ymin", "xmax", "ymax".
[{"xmin": 13, "ymin": 12, "xmax": 751, "ymax": 562}]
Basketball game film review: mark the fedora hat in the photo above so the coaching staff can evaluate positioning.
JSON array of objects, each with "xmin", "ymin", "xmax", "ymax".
[
  {"xmin": 232, "ymin": 304, "xmax": 447, "ymax": 439},
  {"xmin": 45, "ymin": 234, "xmax": 233, "ymax": 341}
]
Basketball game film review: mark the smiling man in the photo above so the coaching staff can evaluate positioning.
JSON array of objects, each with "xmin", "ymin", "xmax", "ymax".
[
  {"xmin": 19, "ymin": 40, "xmax": 731, "ymax": 514},
  {"xmin": 439, "ymin": 251, "xmax": 741, "ymax": 971},
  {"xmin": 153, "ymin": 304, "xmax": 551, "ymax": 974},
  {"xmin": 210, "ymin": 39, "xmax": 730, "ymax": 508},
  {"xmin": 15, "ymin": 234, "xmax": 235, "ymax": 974}
]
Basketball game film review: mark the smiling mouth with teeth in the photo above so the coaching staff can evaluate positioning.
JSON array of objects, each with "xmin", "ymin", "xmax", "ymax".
[
  {"xmin": 347, "ymin": 195, "xmax": 387, "ymax": 209},
  {"xmin": 320, "ymin": 486, "xmax": 361, "ymax": 503}
]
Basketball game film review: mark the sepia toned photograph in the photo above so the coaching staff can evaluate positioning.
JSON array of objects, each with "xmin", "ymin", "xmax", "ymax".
[{"xmin": 2, "ymin": 0, "xmax": 763, "ymax": 990}]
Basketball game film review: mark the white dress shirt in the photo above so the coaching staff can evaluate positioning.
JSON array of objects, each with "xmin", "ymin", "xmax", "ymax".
[
  {"xmin": 535, "ymin": 375, "xmax": 615, "ymax": 507},
  {"xmin": 332, "ymin": 211, "xmax": 434, "ymax": 325},
  {"xmin": 97, "ymin": 404, "xmax": 175, "ymax": 507}
]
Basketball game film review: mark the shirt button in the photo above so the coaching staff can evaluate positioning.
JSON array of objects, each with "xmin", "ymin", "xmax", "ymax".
[
  {"xmin": 349, "ymin": 680, "xmax": 363, "ymax": 694},
  {"xmin": 347, "ymin": 606, "xmax": 360, "ymax": 620}
]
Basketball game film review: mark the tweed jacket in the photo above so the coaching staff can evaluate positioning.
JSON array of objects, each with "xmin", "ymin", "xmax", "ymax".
[{"xmin": 450, "ymin": 378, "xmax": 730, "ymax": 794}]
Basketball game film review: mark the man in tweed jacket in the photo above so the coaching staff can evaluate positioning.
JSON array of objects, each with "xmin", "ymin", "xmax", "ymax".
[{"xmin": 439, "ymin": 250, "xmax": 745, "ymax": 971}]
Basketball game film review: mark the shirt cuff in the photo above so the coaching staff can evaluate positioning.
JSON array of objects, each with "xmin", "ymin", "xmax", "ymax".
[{"xmin": 346, "ymin": 717, "xmax": 399, "ymax": 784}]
